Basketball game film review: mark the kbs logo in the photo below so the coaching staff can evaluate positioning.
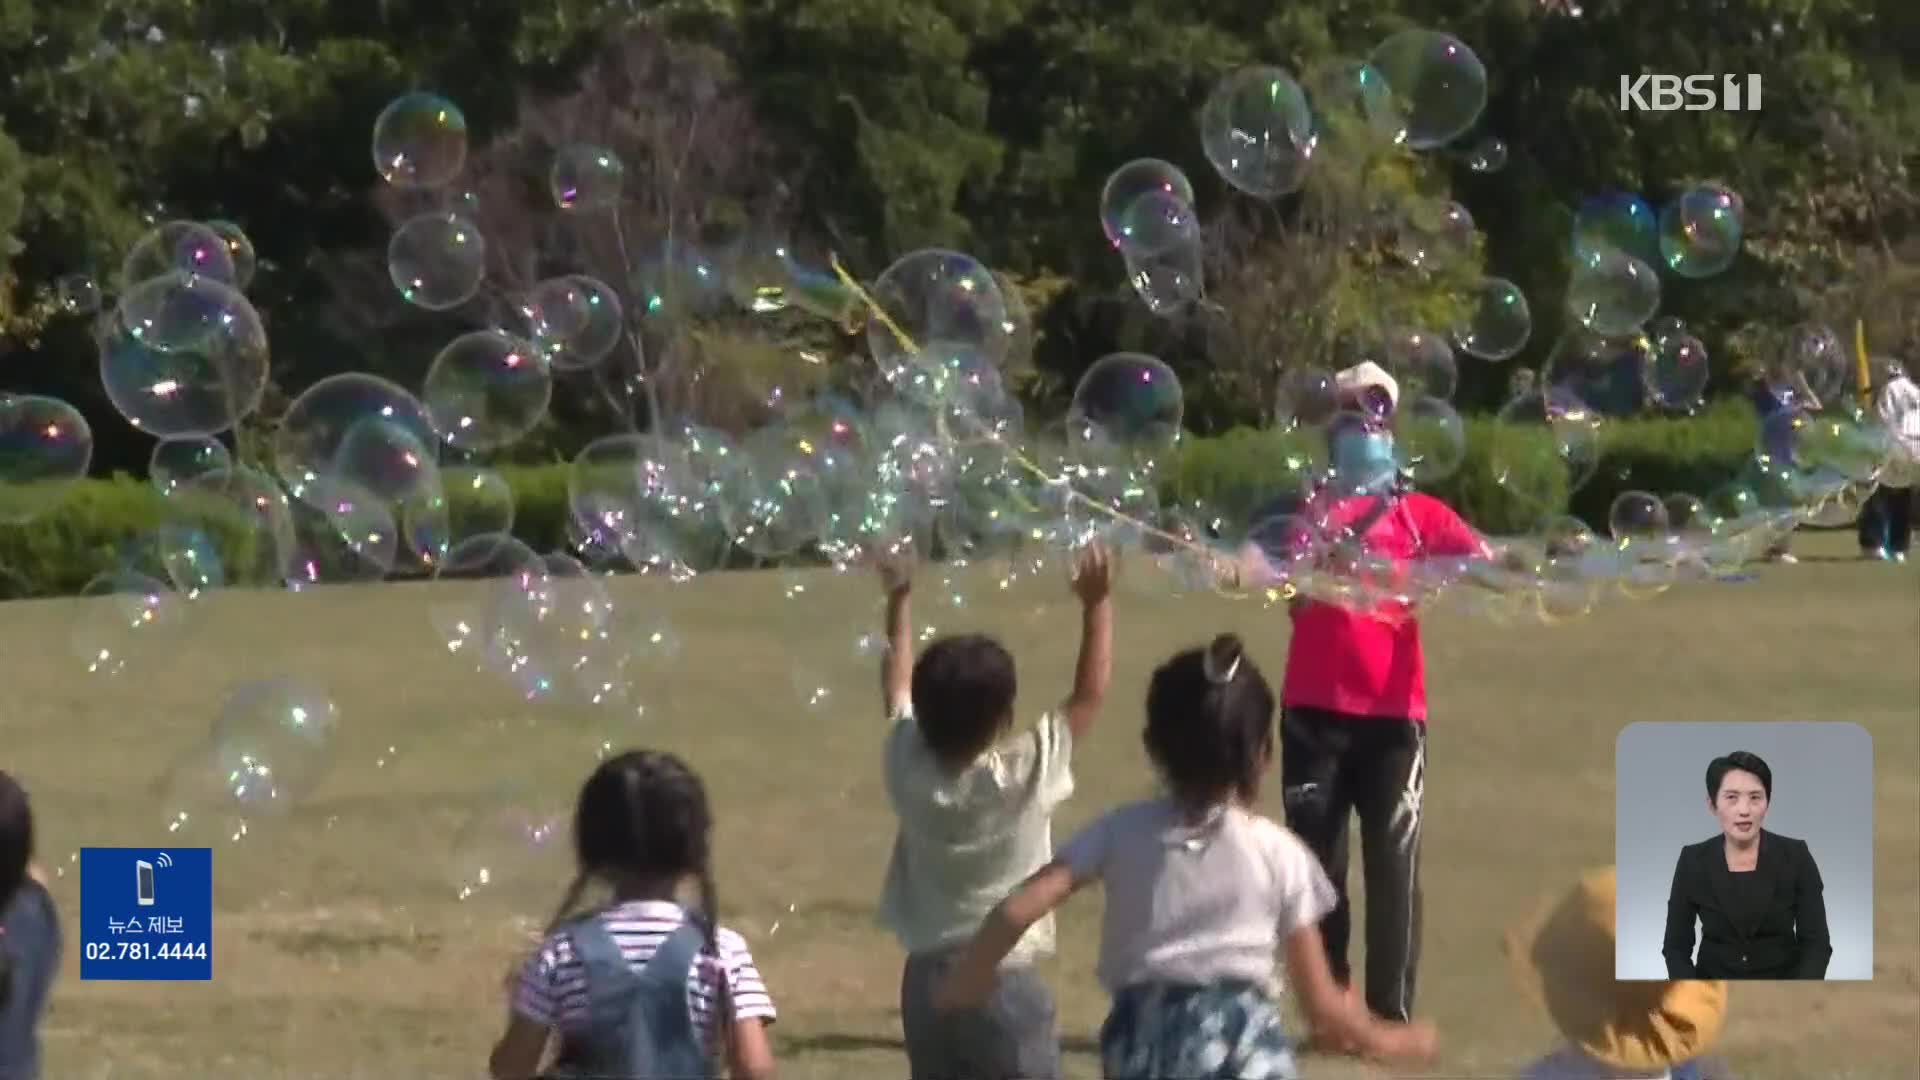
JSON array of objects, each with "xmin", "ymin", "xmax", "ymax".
[{"xmin": 1618, "ymin": 74, "xmax": 1762, "ymax": 112}]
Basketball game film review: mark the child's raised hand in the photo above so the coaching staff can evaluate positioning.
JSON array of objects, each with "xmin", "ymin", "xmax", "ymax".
[
  {"xmin": 1069, "ymin": 542, "xmax": 1115, "ymax": 604},
  {"xmin": 874, "ymin": 547, "xmax": 914, "ymax": 595}
]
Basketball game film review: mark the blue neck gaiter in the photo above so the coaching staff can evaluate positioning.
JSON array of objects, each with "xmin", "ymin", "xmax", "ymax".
[{"xmin": 1332, "ymin": 428, "xmax": 1399, "ymax": 494}]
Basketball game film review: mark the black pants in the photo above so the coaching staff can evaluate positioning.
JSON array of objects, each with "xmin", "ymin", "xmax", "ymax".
[
  {"xmin": 1858, "ymin": 485, "xmax": 1913, "ymax": 554},
  {"xmin": 1279, "ymin": 707, "xmax": 1426, "ymax": 1022}
]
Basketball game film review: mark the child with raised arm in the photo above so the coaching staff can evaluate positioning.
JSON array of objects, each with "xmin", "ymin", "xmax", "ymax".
[
  {"xmin": 933, "ymin": 634, "xmax": 1437, "ymax": 1080},
  {"xmin": 875, "ymin": 542, "xmax": 1114, "ymax": 1080}
]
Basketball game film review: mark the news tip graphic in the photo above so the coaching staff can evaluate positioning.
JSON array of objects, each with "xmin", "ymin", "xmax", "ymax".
[{"xmin": 79, "ymin": 847, "xmax": 213, "ymax": 981}]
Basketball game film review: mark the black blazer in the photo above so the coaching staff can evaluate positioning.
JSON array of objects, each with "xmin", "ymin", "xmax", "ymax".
[{"xmin": 1663, "ymin": 830, "xmax": 1832, "ymax": 980}]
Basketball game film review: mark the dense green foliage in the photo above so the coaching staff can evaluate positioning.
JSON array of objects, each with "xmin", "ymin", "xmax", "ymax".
[
  {"xmin": 1, "ymin": 0, "xmax": 1914, "ymax": 473},
  {"xmin": 0, "ymin": 410, "xmax": 1769, "ymax": 596}
]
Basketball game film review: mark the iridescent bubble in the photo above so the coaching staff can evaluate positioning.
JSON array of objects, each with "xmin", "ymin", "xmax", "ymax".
[
  {"xmin": 402, "ymin": 466, "xmax": 516, "ymax": 570},
  {"xmin": 168, "ymin": 466, "xmax": 298, "ymax": 586},
  {"xmin": 71, "ymin": 569, "xmax": 183, "ymax": 675},
  {"xmin": 0, "ymin": 395, "xmax": 92, "ymax": 524},
  {"xmin": 1647, "ymin": 315, "xmax": 1688, "ymax": 347},
  {"xmin": 484, "ymin": 552, "xmax": 617, "ymax": 702},
  {"xmin": 1116, "ymin": 191, "xmax": 1204, "ymax": 315},
  {"xmin": 372, "ymin": 92, "xmax": 468, "ymax": 189},
  {"xmin": 448, "ymin": 796, "xmax": 569, "ymax": 902},
  {"xmin": 525, "ymin": 275, "xmax": 624, "ymax": 371},
  {"xmin": 735, "ymin": 422, "xmax": 836, "ymax": 559},
  {"xmin": 389, "ymin": 212, "xmax": 485, "ymax": 311},
  {"xmin": 121, "ymin": 221, "xmax": 239, "ymax": 291},
  {"xmin": 1608, "ymin": 490, "xmax": 1669, "ymax": 542},
  {"xmin": 1774, "ymin": 323, "xmax": 1850, "ymax": 405},
  {"xmin": 1454, "ymin": 277, "xmax": 1531, "ymax": 361},
  {"xmin": 1399, "ymin": 200, "xmax": 1474, "ymax": 269},
  {"xmin": 1658, "ymin": 184, "xmax": 1743, "ymax": 279},
  {"xmin": 1566, "ymin": 247, "xmax": 1660, "ymax": 335},
  {"xmin": 1572, "ymin": 191, "xmax": 1658, "ymax": 264},
  {"xmin": 1489, "ymin": 388, "xmax": 1603, "ymax": 515},
  {"xmin": 429, "ymin": 532, "xmax": 543, "ymax": 658},
  {"xmin": 1783, "ymin": 408, "xmax": 1897, "ymax": 484},
  {"xmin": 551, "ymin": 145, "xmax": 624, "ymax": 211},
  {"xmin": 275, "ymin": 373, "xmax": 440, "ymax": 506},
  {"xmin": 207, "ymin": 678, "xmax": 340, "ymax": 814},
  {"xmin": 1199, "ymin": 66, "xmax": 1316, "ymax": 198},
  {"xmin": 205, "ymin": 220, "xmax": 257, "ymax": 291},
  {"xmin": 422, "ymin": 330, "xmax": 553, "ymax": 453},
  {"xmin": 150, "ymin": 436, "xmax": 231, "ymax": 494},
  {"xmin": 1274, "ymin": 368, "xmax": 1340, "ymax": 434},
  {"xmin": 1647, "ymin": 333, "xmax": 1709, "ymax": 411},
  {"xmin": 282, "ymin": 473, "xmax": 403, "ymax": 587},
  {"xmin": 1069, "ymin": 353, "xmax": 1184, "ymax": 457},
  {"xmin": 1543, "ymin": 328, "xmax": 1654, "ymax": 417},
  {"xmin": 1391, "ymin": 396, "xmax": 1466, "ymax": 484},
  {"xmin": 1383, "ymin": 329, "xmax": 1458, "ymax": 401},
  {"xmin": 57, "ymin": 274, "xmax": 102, "ymax": 315},
  {"xmin": 102, "ymin": 275, "xmax": 270, "ymax": 437},
  {"xmin": 1099, "ymin": 159, "xmax": 1196, "ymax": 246},
  {"xmin": 1465, "ymin": 135, "xmax": 1508, "ymax": 172},
  {"xmin": 152, "ymin": 522, "xmax": 225, "ymax": 596},
  {"xmin": 1367, "ymin": 29, "xmax": 1489, "ymax": 150},
  {"xmin": 1301, "ymin": 59, "xmax": 1403, "ymax": 146},
  {"xmin": 867, "ymin": 249, "xmax": 1012, "ymax": 381},
  {"xmin": 565, "ymin": 434, "xmax": 716, "ymax": 577}
]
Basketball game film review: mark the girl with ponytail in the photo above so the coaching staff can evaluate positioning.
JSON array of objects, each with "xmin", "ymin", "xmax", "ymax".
[
  {"xmin": 933, "ymin": 635, "xmax": 1438, "ymax": 1079},
  {"xmin": 488, "ymin": 751, "xmax": 777, "ymax": 1080}
]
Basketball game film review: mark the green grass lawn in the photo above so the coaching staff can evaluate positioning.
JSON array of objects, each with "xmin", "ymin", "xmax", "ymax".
[{"xmin": 5, "ymin": 529, "xmax": 1916, "ymax": 1079}]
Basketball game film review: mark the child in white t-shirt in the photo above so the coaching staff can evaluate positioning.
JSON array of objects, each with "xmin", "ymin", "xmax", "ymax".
[
  {"xmin": 933, "ymin": 633, "xmax": 1436, "ymax": 1079},
  {"xmin": 876, "ymin": 543, "xmax": 1114, "ymax": 1080}
]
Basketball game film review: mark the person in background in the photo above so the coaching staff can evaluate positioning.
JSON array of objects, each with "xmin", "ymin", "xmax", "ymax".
[
  {"xmin": 1508, "ymin": 866, "xmax": 1734, "ymax": 1080},
  {"xmin": 1226, "ymin": 362, "xmax": 1497, "ymax": 1039},
  {"xmin": 1747, "ymin": 363, "xmax": 1822, "ymax": 564},
  {"xmin": 875, "ymin": 543, "xmax": 1114, "ymax": 1080},
  {"xmin": 1857, "ymin": 358, "xmax": 1919, "ymax": 562},
  {"xmin": 1, "ymin": 771, "xmax": 60, "ymax": 1080}
]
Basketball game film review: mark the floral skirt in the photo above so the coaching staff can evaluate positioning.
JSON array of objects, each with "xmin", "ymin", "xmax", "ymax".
[{"xmin": 1098, "ymin": 979, "xmax": 1298, "ymax": 1080}]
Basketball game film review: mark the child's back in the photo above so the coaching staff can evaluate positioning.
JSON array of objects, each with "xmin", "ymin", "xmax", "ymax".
[{"xmin": 1, "ymin": 772, "xmax": 58, "ymax": 1080}]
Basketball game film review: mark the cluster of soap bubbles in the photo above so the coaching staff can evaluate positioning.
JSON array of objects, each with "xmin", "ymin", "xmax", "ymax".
[{"xmin": 10, "ymin": 32, "xmax": 1919, "ymax": 901}]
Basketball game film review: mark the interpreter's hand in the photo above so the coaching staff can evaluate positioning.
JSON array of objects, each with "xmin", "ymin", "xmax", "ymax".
[
  {"xmin": 874, "ymin": 547, "xmax": 914, "ymax": 596},
  {"xmin": 1069, "ymin": 542, "xmax": 1115, "ymax": 606}
]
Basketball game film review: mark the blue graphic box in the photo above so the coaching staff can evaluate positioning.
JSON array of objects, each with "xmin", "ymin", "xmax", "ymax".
[{"xmin": 79, "ymin": 847, "xmax": 213, "ymax": 980}]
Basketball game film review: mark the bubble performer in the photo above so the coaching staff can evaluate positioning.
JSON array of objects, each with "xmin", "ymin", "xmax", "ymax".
[
  {"xmin": 1745, "ymin": 359, "xmax": 1822, "ymax": 564},
  {"xmin": 1226, "ymin": 361, "xmax": 1503, "ymax": 1035},
  {"xmin": 1857, "ymin": 358, "xmax": 1918, "ymax": 562}
]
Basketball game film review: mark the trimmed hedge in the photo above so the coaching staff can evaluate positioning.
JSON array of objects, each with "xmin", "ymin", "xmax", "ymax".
[{"xmin": 0, "ymin": 405, "xmax": 1766, "ymax": 598}]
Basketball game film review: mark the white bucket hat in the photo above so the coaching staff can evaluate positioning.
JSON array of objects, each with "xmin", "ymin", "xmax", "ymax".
[{"xmin": 1335, "ymin": 360, "xmax": 1400, "ymax": 413}]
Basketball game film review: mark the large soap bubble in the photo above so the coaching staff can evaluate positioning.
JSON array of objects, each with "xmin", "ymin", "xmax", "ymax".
[
  {"xmin": 551, "ymin": 145, "xmax": 624, "ymax": 211},
  {"xmin": 1454, "ymin": 277, "xmax": 1531, "ymax": 361},
  {"xmin": 102, "ymin": 274, "xmax": 271, "ymax": 438},
  {"xmin": 1200, "ymin": 66, "xmax": 1316, "ymax": 198},
  {"xmin": 1116, "ymin": 191, "xmax": 1204, "ymax": 315},
  {"xmin": 1566, "ymin": 247, "xmax": 1660, "ymax": 336},
  {"xmin": 0, "ymin": 395, "xmax": 93, "ymax": 523},
  {"xmin": 1658, "ymin": 184, "xmax": 1744, "ymax": 279},
  {"xmin": 275, "ymin": 373, "xmax": 441, "ymax": 506},
  {"xmin": 390, "ymin": 212, "xmax": 486, "ymax": 311},
  {"xmin": 423, "ymin": 330, "xmax": 553, "ymax": 452},
  {"xmin": 525, "ymin": 275, "xmax": 624, "ymax": 370},
  {"xmin": 1368, "ymin": 29, "xmax": 1488, "ymax": 150},
  {"xmin": 1543, "ymin": 328, "xmax": 1655, "ymax": 417},
  {"xmin": 1099, "ymin": 159, "xmax": 1196, "ymax": 246},
  {"xmin": 121, "ymin": 221, "xmax": 239, "ymax": 291},
  {"xmin": 1573, "ymin": 192, "xmax": 1658, "ymax": 264},
  {"xmin": 373, "ymin": 92, "xmax": 468, "ymax": 188},
  {"xmin": 866, "ymin": 250, "xmax": 1012, "ymax": 382},
  {"xmin": 1069, "ymin": 353, "xmax": 1184, "ymax": 458}
]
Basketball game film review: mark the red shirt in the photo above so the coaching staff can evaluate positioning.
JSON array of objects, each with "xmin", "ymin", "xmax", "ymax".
[{"xmin": 1277, "ymin": 491, "xmax": 1488, "ymax": 722}]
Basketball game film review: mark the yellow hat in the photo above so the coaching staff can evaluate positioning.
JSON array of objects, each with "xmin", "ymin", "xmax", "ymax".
[{"xmin": 1505, "ymin": 867, "xmax": 1729, "ymax": 1071}]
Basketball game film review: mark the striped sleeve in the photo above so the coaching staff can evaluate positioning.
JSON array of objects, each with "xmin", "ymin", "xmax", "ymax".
[
  {"xmin": 715, "ymin": 926, "xmax": 777, "ymax": 1023},
  {"xmin": 509, "ymin": 935, "xmax": 568, "ymax": 1026}
]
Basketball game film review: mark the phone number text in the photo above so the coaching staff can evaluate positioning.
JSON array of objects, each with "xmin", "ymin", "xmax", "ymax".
[{"xmin": 83, "ymin": 941, "xmax": 208, "ymax": 961}]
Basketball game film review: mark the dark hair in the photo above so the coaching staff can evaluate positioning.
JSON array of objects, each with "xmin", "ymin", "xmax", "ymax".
[
  {"xmin": 911, "ymin": 634, "xmax": 1017, "ymax": 766},
  {"xmin": 1144, "ymin": 634, "xmax": 1276, "ymax": 809},
  {"xmin": 569, "ymin": 750, "xmax": 729, "ymax": 1062},
  {"xmin": 1706, "ymin": 751, "xmax": 1773, "ymax": 801},
  {"xmin": 0, "ymin": 771, "xmax": 32, "ymax": 1010}
]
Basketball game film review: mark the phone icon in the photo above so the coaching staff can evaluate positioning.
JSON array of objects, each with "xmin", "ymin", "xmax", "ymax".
[{"xmin": 136, "ymin": 860, "xmax": 156, "ymax": 906}]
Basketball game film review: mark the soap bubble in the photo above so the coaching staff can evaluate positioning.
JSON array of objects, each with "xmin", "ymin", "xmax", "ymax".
[
  {"xmin": 1275, "ymin": 368, "xmax": 1341, "ymax": 434},
  {"xmin": 1573, "ymin": 191, "xmax": 1658, "ymax": 264},
  {"xmin": 58, "ymin": 274, "xmax": 102, "ymax": 315},
  {"xmin": 390, "ymin": 212, "xmax": 486, "ymax": 311},
  {"xmin": 551, "ymin": 145, "xmax": 624, "ymax": 211},
  {"xmin": 0, "ymin": 394, "xmax": 92, "ymax": 524},
  {"xmin": 275, "ymin": 373, "xmax": 441, "ymax": 507},
  {"xmin": 205, "ymin": 220, "xmax": 258, "ymax": 291},
  {"xmin": 1199, "ymin": 66, "xmax": 1316, "ymax": 197},
  {"xmin": 166, "ymin": 679, "xmax": 341, "ymax": 834},
  {"xmin": 1099, "ymin": 159, "xmax": 1196, "ymax": 246},
  {"xmin": 1368, "ymin": 29, "xmax": 1489, "ymax": 150},
  {"xmin": 1489, "ymin": 389, "xmax": 1603, "ymax": 515},
  {"xmin": 1399, "ymin": 200, "xmax": 1474, "ymax": 269},
  {"xmin": 1382, "ymin": 329, "xmax": 1459, "ymax": 402},
  {"xmin": 71, "ymin": 569, "xmax": 183, "ymax": 675},
  {"xmin": 1116, "ymin": 190, "xmax": 1204, "ymax": 315},
  {"xmin": 423, "ymin": 330, "xmax": 553, "ymax": 453},
  {"xmin": 373, "ymin": 92, "xmax": 468, "ymax": 188},
  {"xmin": 167, "ymin": 466, "xmax": 299, "ymax": 586},
  {"xmin": 403, "ymin": 466, "xmax": 518, "ymax": 570},
  {"xmin": 1773, "ymin": 323, "xmax": 1850, "ymax": 406},
  {"xmin": 1544, "ymin": 328, "xmax": 1654, "ymax": 417},
  {"xmin": 1465, "ymin": 135, "xmax": 1508, "ymax": 172},
  {"xmin": 1658, "ymin": 184, "xmax": 1744, "ymax": 279},
  {"xmin": 1391, "ymin": 396, "xmax": 1466, "ymax": 484},
  {"xmin": 1566, "ymin": 247, "xmax": 1660, "ymax": 335},
  {"xmin": 525, "ymin": 275, "xmax": 624, "ymax": 371},
  {"xmin": 1069, "ymin": 353, "xmax": 1184, "ymax": 458},
  {"xmin": 1301, "ymin": 59, "xmax": 1404, "ymax": 146},
  {"xmin": 1647, "ymin": 333, "xmax": 1710, "ymax": 411},
  {"xmin": 866, "ymin": 249, "xmax": 1012, "ymax": 382},
  {"xmin": 121, "ymin": 221, "xmax": 238, "ymax": 290},
  {"xmin": 150, "ymin": 436, "xmax": 231, "ymax": 494},
  {"xmin": 101, "ymin": 274, "xmax": 271, "ymax": 438},
  {"xmin": 1454, "ymin": 277, "xmax": 1531, "ymax": 361}
]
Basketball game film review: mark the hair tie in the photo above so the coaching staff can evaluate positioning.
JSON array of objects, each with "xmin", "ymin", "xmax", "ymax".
[{"xmin": 1203, "ymin": 649, "xmax": 1241, "ymax": 685}]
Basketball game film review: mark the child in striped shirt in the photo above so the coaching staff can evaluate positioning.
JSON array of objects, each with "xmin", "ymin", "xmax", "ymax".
[{"xmin": 489, "ymin": 750, "xmax": 777, "ymax": 1080}]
